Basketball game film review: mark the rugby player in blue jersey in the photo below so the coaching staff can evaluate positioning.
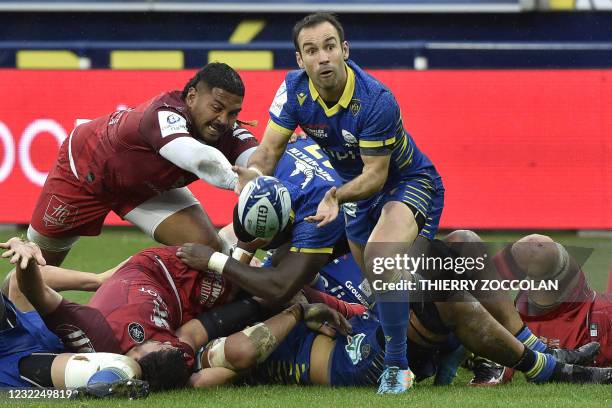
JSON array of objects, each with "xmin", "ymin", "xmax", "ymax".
[
  {"xmin": 189, "ymin": 241, "xmax": 612, "ymax": 389},
  {"xmin": 234, "ymin": 12, "xmax": 444, "ymax": 393}
]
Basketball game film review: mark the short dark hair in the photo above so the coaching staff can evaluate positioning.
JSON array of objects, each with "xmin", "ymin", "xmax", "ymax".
[
  {"xmin": 181, "ymin": 62, "xmax": 245, "ymax": 100},
  {"xmin": 292, "ymin": 13, "xmax": 345, "ymax": 52},
  {"xmin": 138, "ymin": 349, "xmax": 190, "ymax": 391}
]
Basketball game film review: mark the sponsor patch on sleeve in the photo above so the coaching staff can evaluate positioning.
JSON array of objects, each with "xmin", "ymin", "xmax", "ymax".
[
  {"xmin": 158, "ymin": 110, "xmax": 188, "ymax": 138},
  {"xmin": 269, "ymin": 81, "xmax": 287, "ymax": 118}
]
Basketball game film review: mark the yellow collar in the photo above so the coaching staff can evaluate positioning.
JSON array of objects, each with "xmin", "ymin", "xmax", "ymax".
[{"xmin": 308, "ymin": 63, "xmax": 355, "ymax": 117}]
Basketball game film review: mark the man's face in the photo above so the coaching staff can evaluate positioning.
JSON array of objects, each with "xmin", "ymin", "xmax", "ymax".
[
  {"xmin": 127, "ymin": 340, "xmax": 178, "ymax": 360},
  {"xmin": 185, "ymin": 84, "xmax": 243, "ymax": 144},
  {"xmin": 295, "ymin": 22, "xmax": 349, "ymax": 96}
]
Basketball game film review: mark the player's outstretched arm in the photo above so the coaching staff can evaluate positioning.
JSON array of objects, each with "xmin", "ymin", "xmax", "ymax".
[
  {"xmin": 306, "ymin": 154, "xmax": 391, "ymax": 227},
  {"xmin": 159, "ymin": 137, "xmax": 239, "ymax": 190},
  {"xmin": 177, "ymin": 243, "xmax": 330, "ymax": 304},
  {"xmin": 1, "ymin": 238, "xmax": 62, "ymax": 316}
]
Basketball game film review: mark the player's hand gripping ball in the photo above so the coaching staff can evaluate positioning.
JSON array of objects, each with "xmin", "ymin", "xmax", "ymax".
[{"xmin": 237, "ymin": 176, "xmax": 292, "ymax": 239}]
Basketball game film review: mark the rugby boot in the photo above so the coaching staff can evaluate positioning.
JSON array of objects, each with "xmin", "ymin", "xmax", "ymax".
[
  {"xmin": 377, "ymin": 366, "xmax": 415, "ymax": 394},
  {"xmin": 548, "ymin": 342, "xmax": 600, "ymax": 365}
]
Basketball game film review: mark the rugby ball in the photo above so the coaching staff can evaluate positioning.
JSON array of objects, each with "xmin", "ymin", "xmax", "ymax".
[{"xmin": 237, "ymin": 176, "xmax": 292, "ymax": 238}]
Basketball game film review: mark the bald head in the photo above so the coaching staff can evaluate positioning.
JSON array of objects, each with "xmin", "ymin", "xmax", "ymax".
[{"xmin": 510, "ymin": 234, "xmax": 568, "ymax": 279}]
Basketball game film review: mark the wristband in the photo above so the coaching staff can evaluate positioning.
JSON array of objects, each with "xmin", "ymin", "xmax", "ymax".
[
  {"xmin": 248, "ymin": 166, "xmax": 264, "ymax": 177},
  {"xmin": 208, "ymin": 252, "xmax": 229, "ymax": 274},
  {"xmin": 232, "ymin": 247, "xmax": 254, "ymax": 264}
]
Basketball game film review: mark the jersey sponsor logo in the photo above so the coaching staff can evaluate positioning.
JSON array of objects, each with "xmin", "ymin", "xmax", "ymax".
[
  {"xmin": 323, "ymin": 147, "xmax": 357, "ymax": 161},
  {"xmin": 345, "ymin": 333, "xmax": 367, "ymax": 365},
  {"xmin": 270, "ymin": 81, "xmax": 287, "ymax": 117},
  {"xmin": 138, "ymin": 287, "xmax": 171, "ymax": 330},
  {"xmin": 345, "ymin": 280, "xmax": 373, "ymax": 308},
  {"xmin": 55, "ymin": 324, "xmax": 95, "ymax": 353},
  {"xmin": 302, "ymin": 125, "xmax": 328, "ymax": 139},
  {"xmin": 128, "ymin": 322, "xmax": 145, "ymax": 344},
  {"xmin": 157, "ymin": 111, "xmax": 188, "ymax": 138},
  {"xmin": 297, "ymin": 92, "xmax": 307, "ymax": 106},
  {"xmin": 43, "ymin": 195, "xmax": 78, "ymax": 229},
  {"xmin": 286, "ymin": 146, "xmax": 335, "ymax": 188},
  {"xmin": 341, "ymin": 129, "xmax": 358, "ymax": 147},
  {"xmin": 199, "ymin": 271, "xmax": 226, "ymax": 309}
]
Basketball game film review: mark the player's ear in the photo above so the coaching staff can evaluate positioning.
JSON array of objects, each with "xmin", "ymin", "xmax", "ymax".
[
  {"xmin": 342, "ymin": 41, "xmax": 349, "ymax": 61},
  {"xmin": 296, "ymin": 51, "xmax": 304, "ymax": 69},
  {"xmin": 185, "ymin": 86, "xmax": 197, "ymax": 107}
]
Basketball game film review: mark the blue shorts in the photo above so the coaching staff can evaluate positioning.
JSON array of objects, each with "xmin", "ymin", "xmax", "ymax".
[
  {"xmin": 0, "ymin": 296, "xmax": 64, "ymax": 387},
  {"xmin": 345, "ymin": 170, "xmax": 445, "ymax": 245},
  {"xmin": 244, "ymin": 322, "xmax": 316, "ymax": 385}
]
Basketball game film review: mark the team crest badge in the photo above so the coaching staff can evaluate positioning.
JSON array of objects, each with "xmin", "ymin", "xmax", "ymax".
[
  {"xmin": 349, "ymin": 99, "xmax": 361, "ymax": 116},
  {"xmin": 297, "ymin": 92, "xmax": 307, "ymax": 106},
  {"xmin": 128, "ymin": 322, "xmax": 145, "ymax": 343},
  {"xmin": 43, "ymin": 195, "xmax": 78, "ymax": 229}
]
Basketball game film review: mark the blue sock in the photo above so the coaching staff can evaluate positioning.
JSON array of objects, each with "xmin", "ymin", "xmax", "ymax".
[
  {"xmin": 515, "ymin": 325, "xmax": 548, "ymax": 353},
  {"xmin": 376, "ymin": 290, "xmax": 410, "ymax": 369},
  {"xmin": 514, "ymin": 347, "xmax": 556, "ymax": 383}
]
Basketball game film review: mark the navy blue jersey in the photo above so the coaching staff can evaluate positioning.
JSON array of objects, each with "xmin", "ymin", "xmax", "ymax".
[
  {"xmin": 0, "ymin": 295, "xmax": 64, "ymax": 387},
  {"xmin": 269, "ymin": 60, "xmax": 436, "ymax": 186},
  {"xmin": 317, "ymin": 254, "xmax": 374, "ymax": 309},
  {"xmin": 272, "ymin": 138, "xmax": 345, "ymax": 254}
]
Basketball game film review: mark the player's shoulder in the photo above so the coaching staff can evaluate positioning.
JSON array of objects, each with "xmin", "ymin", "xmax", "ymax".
[
  {"xmin": 141, "ymin": 91, "xmax": 190, "ymax": 125},
  {"xmin": 283, "ymin": 69, "xmax": 310, "ymax": 93},
  {"xmin": 349, "ymin": 60, "xmax": 396, "ymax": 106}
]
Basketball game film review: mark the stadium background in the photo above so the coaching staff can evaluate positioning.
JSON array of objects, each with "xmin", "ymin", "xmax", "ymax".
[{"xmin": 0, "ymin": 1, "xmax": 611, "ymax": 405}]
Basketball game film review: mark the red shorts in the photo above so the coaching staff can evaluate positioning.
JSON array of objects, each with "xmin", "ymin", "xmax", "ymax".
[{"xmin": 29, "ymin": 143, "xmax": 151, "ymax": 238}]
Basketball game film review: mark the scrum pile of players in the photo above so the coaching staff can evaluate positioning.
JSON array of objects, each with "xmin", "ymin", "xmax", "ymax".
[{"xmin": 1, "ymin": 12, "xmax": 611, "ymax": 399}]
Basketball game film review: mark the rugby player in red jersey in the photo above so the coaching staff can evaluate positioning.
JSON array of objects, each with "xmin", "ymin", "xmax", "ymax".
[
  {"xmin": 2, "ymin": 237, "xmax": 250, "ymax": 391},
  {"xmin": 454, "ymin": 232, "xmax": 611, "ymax": 385},
  {"xmin": 27, "ymin": 62, "xmax": 260, "ymax": 266},
  {"xmin": 496, "ymin": 234, "xmax": 612, "ymax": 367}
]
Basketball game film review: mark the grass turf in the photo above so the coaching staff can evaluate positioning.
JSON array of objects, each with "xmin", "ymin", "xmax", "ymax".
[{"xmin": 0, "ymin": 227, "xmax": 611, "ymax": 407}]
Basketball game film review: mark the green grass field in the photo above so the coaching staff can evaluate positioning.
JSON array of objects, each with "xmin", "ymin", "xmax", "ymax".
[{"xmin": 1, "ymin": 227, "xmax": 611, "ymax": 407}]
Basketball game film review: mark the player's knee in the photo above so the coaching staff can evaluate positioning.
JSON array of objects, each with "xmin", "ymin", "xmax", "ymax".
[
  {"xmin": 511, "ymin": 234, "xmax": 559, "ymax": 278},
  {"xmin": 444, "ymin": 229, "xmax": 482, "ymax": 243},
  {"xmin": 224, "ymin": 333, "xmax": 258, "ymax": 371}
]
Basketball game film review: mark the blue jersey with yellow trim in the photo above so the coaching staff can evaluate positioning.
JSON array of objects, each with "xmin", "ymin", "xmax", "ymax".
[
  {"xmin": 269, "ymin": 60, "xmax": 436, "ymax": 185},
  {"xmin": 273, "ymin": 138, "xmax": 344, "ymax": 254}
]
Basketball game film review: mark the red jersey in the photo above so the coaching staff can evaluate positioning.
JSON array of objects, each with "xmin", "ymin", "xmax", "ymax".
[
  {"xmin": 64, "ymin": 91, "xmax": 257, "ymax": 214},
  {"xmin": 43, "ymin": 246, "xmax": 237, "ymax": 367},
  {"xmin": 494, "ymin": 247, "xmax": 612, "ymax": 367}
]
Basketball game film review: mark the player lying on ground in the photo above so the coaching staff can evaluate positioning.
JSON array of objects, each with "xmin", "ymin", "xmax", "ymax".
[
  {"xmin": 0, "ymin": 258, "xmax": 147, "ymax": 398},
  {"xmin": 2, "ymin": 237, "xmax": 250, "ymax": 391},
  {"xmin": 236, "ymin": 12, "xmax": 446, "ymax": 394},
  {"xmin": 463, "ymin": 231, "xmax": 612, "ymax": 385},
  {"xmin": 25, "ymin": 62, "xmax": 260, "ymax": 267},
  {"xmin": 190, "ymin": 264, "xmax": 612, "ymax": 388}
]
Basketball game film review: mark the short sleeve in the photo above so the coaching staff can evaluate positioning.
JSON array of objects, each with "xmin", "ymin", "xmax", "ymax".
[
  {"xmin": 140, "ymin": 108, "xmax": 191, "ymax": 152},
  {"xmin": 268, "ymin": 79, "xmax": 298, "ymax": 137},
  {"xmin": 227, "ymin": 124, "xmax": 259, "ymax": 166},
  {"xmin": 359, "ymin": 91, "xmax": 400, "ymax": 155}
]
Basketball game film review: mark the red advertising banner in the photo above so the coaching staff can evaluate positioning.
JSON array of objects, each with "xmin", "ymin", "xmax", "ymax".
[{"xmin": 0, "ymin": 70, "xmax": 611, "ymax": 229}]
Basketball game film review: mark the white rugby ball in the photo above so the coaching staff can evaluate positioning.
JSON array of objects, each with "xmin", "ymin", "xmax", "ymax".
[{"xmin": 238, "ymin": 176, "xmax": 292, "ymax": 238}]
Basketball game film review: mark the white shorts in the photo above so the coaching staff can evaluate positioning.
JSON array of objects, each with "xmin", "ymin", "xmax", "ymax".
[{"xmin": 124, "ymin": 187, "xmax": 201, "ymax": 239}]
